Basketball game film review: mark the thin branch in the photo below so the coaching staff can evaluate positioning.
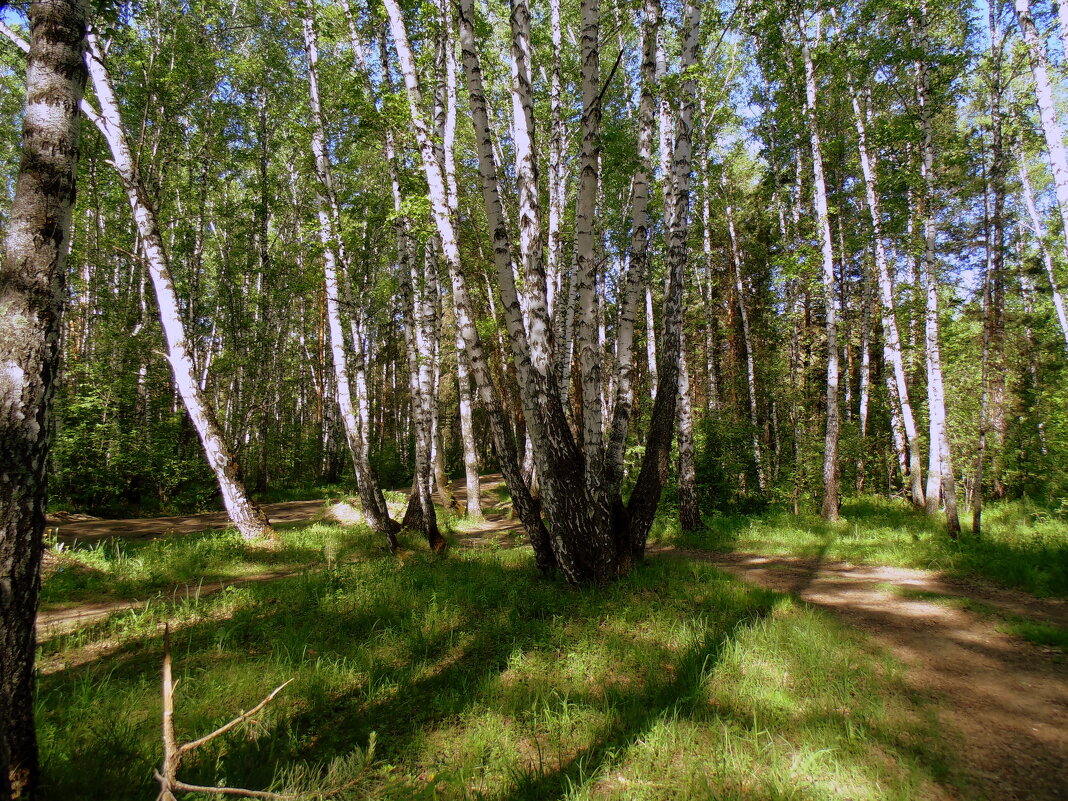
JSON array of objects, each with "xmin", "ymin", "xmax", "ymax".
[
  {"xmin": 160, "ymin": 774, "xmax": 296, "ymax": 800},
  {"xmin": 178, "ymin": 679, "xmax": 294, "ymax": 755},
  {"xmin": 0, "ymin": 17, "xmax": 29, "ymax": 53}
]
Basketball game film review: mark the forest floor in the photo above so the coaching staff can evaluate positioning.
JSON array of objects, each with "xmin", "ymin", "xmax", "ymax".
[{"xmin": 38, "ymin": 479, "xmax": 1068, "ymax": 800}]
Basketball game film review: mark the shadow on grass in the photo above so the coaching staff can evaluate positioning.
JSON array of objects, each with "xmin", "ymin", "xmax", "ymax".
[{"xmin": 39, "ymin": 544, "xmax": 954, "ymax": 801}]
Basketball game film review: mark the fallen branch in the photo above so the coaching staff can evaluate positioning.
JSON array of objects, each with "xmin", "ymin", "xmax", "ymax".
[{"xmin": 155, "ymin": 624, "xmax": 372, "ymax": 800}]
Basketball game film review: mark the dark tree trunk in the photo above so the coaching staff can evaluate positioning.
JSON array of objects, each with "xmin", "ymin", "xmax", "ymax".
[{"xmin": 0, "ymin": 1, "xmax": 88, "ymax": 796}]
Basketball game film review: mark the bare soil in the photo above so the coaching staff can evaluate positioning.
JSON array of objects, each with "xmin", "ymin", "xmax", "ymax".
[
  {"xmin": 651, "ymin": 548, "xmax": 1068, "ymax": 801},
  {"xmin": 39, "ymin": 483, "xmax": 1068, "ymax": 800}
]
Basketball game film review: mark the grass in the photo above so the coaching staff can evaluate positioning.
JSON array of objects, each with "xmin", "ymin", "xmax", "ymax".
[
  {"xmin": 41, "ymin": 521, "xmax": 369, "ymax": 608},
  {"xmin": 37, "ymin": 521, "xmax": 959, "ymax": 800},
  {"xmin": 668, "ymin": 496, "xmax": 1068, "ymax": 598}
]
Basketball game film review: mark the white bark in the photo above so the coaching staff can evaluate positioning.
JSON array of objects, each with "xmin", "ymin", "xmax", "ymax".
[
  {"xmin": 916, "ymin": 6, "xmax": 960, "ymax": 535},
  {"xmin": 85, "ymin": 30, "xmax": 272, "ymax": 541},
  {"xmin": 605, "ymin": 0, "xmax": 659, "ymax": 480},
  {"xmin": 1016, "ymin": 0, "xmax": 1068, "ymax": 293},
  {"xmin": 300, "ymin": 11, "xmax": 397, "ymax": 543},
  {"xmin": 800, "ymin": 20, "xmax": 841, "ymax": 520},
  {"xmin": 1019, "ymin": 154, "xmax": 1068, "ymax": 353},
  {"xmin": 847, "ymin": 75, "xmax": 925, "ymax": 506}
]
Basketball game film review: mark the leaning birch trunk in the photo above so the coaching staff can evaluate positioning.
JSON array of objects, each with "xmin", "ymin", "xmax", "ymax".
[
  {"xmin": 387, "ymin": 0, "xmax": 559, "ymax": 574},
  {"xmin": 800, "ymin": 21, "xmax": 840, "ymax": 521},
  {"xmin": 300, "ymin": 11, "xmax": 397, "ymax": 546},
  {"xmin": 916, "ymin": 5, "xmax": 961, "ymax": 537},
  {"xmin": 625, "ymin": 0, "xmax": 702, "ymax": 557},
  {"xmin": 85, "ymin": 31, "xmax": 273, "ymax": 542},
  {"xmin": 1019, "ymin": 154, "xmax": 1068, "ymax": 353},
  {"xmin": 847, "ymin": 78, "xmax": 925, "ymax": 507},
  {"xmin": 1015, "ymin": 0, "xmax": 1068, "ymax": 279},
  {"xmin": 0, "ymin": 2, "xmax": 87, "ymax": 793}
]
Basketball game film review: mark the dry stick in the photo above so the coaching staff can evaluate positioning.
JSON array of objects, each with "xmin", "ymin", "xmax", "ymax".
[{"xmin": 156, "ymin": 625, "xmax": 366, "ymax": 800}]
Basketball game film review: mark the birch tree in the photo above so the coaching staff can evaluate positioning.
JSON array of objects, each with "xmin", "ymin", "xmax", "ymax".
[
  {"xmin": 0, "ymin": 1, "xmax": 87, "ymax": 794},
  {"xmin": 84, "ymin": 29, "xmax": 274, "ymax": 542}
]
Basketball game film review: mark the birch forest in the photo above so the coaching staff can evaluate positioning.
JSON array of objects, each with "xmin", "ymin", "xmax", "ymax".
[{"xmin": 3, "ymin": 0, "xmax": 1068, "ymax": 798}]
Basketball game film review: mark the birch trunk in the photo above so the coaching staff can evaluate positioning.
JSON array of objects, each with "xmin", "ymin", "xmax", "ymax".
[
  {"xmin": 299, "ymin": 11, "xmax": 398, "ymax": 546},
  {"xmin": 847, "ymin": 80, "xmax": 925, "ymax": 507},
  {"xmin": 547, "ymin": 0, "xmax": 565, "ymax": 318},
  {"xmin": 1015, "ymin": 0, "xmax": 1068, "ymax": 275},
  {"xmin": 626, "ymin": 0, "xmax": 702, "ymax": 557},
  {"xmin": 85, "ymin": 31, "xmax": 273, "ymax": 542},
  {"xmin": 677, "ymin": 346, "xmax": 701, "ymax": 530},
  {"xmin": 800, "ymin": 21, "xmax": 841, "ymax": 521},
  {"xmin": 574, "ymin": 0, "xmax": 607, "ymax": 496},
  {"xmin": 1019, "ymin": 155, "xmax": 1068, "ymax": 353},
  {"xmin": 390, "ymin": 0, "xmax": 559, "ymax": 574},
  {"xmin": 463, "ymin": 0, "xmax": 614, "ymax": 580},
  {"xmin": 0, "ymin": 2, "xmax": 87, "ymax": 793},
  {"xmin": 916, "ymin": 7, "xmax": 961, "ymax": 536},
  {"xmin": 455, "ymin": 328, "xmax": 482, "ymax": 518},
  {"xmin": 606, "ymin": 0, "xmax": 660, "ymax": 482}
]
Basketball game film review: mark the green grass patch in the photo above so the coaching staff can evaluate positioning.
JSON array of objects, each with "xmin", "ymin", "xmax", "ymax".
[
  {"xmin": 41, "ymin": 519, "xmax": 371, "ymax": 608},
  {"xmin": 38, "ymin": 525, "xmax": 959, "ymax": 800},
  {"xmin": 667, "ymin": 496, "xmax": 1068, "ymax": 598}
]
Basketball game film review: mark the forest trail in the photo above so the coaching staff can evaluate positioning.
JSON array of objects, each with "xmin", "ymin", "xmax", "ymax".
[
  {"xmin": 651, "ymin": 548, "xmax": 1068, "ymax": 801},
  {"xmin": 45, "ymin": 499, "xmax": 329, "ymax": 546},
  {"xmin": 38, "ymin": 482, "xmax": 1068, "ymax": 800}
]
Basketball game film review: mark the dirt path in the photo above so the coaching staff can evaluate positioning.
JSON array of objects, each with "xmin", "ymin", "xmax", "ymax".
[
  {"xmin": 39, "ymin": 484, "xmax": 1068, "ymax": 799},
  {"xmin": 45, "ymin": 499, "xmax": 329, "ymax": 546},
  {"xmin": 651, "ymin": 548, "xmax": 1068, "ymax": 801}
]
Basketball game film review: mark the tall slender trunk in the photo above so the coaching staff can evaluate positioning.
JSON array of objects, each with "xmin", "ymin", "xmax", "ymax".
[
  {"xmin": 546, "ymin": 0, "xmax": 565, "ymax": 319},
  {"xmin": 800, "ymin": 20, "xmax": 840, "ymax": 520},
  {"xmin": 86, "ymin": 31, "xmax": 273, "ymax": 542},
  {"xmin": 299, "ymin": 10, "xmax": 397, "ymax": 546},
  {"xmin": 0, "ymin": 2, "xmax": 87, "ymax": 794},
  {"xmin": 390, "ymin": 0, "xmax": 557, "ymax": 574},
  {"xmin": 677, "ymin": 346, "xmax": 700, "ymax": 530},
  {"xmin": 915, "ymin": 5, "xmax": 960, "ymax": 536},
  {"xmin": 846, "ymin": 78, "xmax": 924, "ymax": 507},
  {"xmin": 1019, "ymin": 154, "xmax": 1068, "ymax": 353},
  {"xmin": 723, "ymin": 171, "xmax": 766, "ymax": 491},
  {"xmin": 455, "ymin": 326, "xmax": 482, "ymax": 518},
  {"xmin": 574, "ymin": 0, "xmax": 607, "ymax": 500},
  {"xmin": 626, "ymin": 0, "xmax": 702, "ymax": 556},
  {"xmin": 857, "ymin": 282, "xmax": 870, "ymax": 493},
  {"xmin": 1016, "ymin": 0, "xmax": 1068, "ymax": 277},
  {"xmin": 975, "ymin": 11, "xmax": 1006, "ymax": 535},
  {"xmin": 606, "ymin": 0, "xmax": 660, "ymax": 482}
]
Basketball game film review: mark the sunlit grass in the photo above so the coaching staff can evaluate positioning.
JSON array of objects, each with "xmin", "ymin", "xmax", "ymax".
[
  {"xmin": 37, "ymin": 526, "xmax": 959, "ymax": 800},
  {"xmin": 41, "ymin": 518, "xmax": 371, "ymax": 608},
  {"xmin": 666, "ymin": 496, "xmax": 1068, "ymax": 597}
]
